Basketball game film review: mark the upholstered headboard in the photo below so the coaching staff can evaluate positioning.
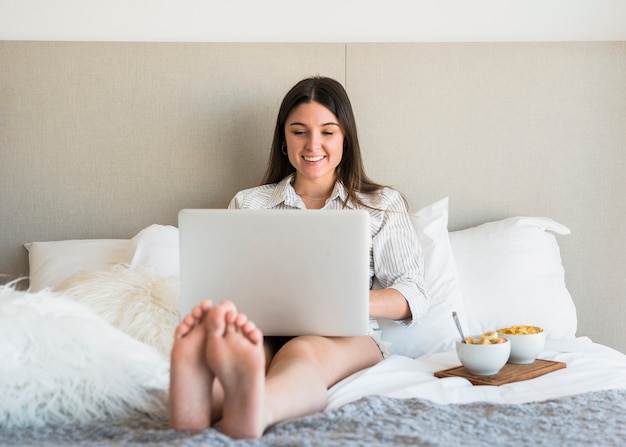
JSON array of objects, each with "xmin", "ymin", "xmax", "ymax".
[{"xmin": 1, "ymin": 41, "xmax": 624, "ymax": 352}]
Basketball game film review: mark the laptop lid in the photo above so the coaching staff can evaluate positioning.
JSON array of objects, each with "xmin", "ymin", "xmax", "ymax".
[{"xmin": 178, "ymin": 209, "xmax": 371, "ymax": 336}]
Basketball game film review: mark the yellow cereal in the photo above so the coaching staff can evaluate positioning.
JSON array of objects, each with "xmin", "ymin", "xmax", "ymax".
[
  {"xmin": 498, "ymin": 325, "xmax": 543, "ymax": 335},
  {"xmin": 465, "ymin": 330, "xmax": 506, "ymax": 344}
]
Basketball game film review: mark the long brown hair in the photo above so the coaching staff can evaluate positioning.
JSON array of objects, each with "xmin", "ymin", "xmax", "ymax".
[{"xmin": 261, "ymin": 76, "xmax": 387, "ymax": 208}]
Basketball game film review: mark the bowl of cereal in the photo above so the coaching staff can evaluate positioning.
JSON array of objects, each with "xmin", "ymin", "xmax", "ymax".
[
  {"xmin": 456, "ymin": 331, "xmax": 510, "ymax": 376},
  {"xmin": 498, "ymin": 325, "xmax": 546, "ymax": 364}
]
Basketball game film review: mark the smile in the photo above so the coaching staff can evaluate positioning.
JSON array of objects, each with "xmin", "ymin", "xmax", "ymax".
[{"xmin": 303, "ymin": 155, "xmax": 325, "ymax": 162}]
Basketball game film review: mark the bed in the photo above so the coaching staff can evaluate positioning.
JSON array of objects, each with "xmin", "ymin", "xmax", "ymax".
[
  {"xmin": 1, "ymin": 41, "xmax": 625, "ymax": 446},
  {"xmin": 2, "ymin": 197, "xmax": 626, "ymax": 446}
]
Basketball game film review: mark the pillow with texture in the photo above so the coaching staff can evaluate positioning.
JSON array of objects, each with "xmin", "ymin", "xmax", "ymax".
[
  {"xmin": 58, "ymin": 264, "xmax": 181, "ymax": 356},
  {"xmin": 449, "ymin": 216, "xmax": 577, "ymax": 339},
  {"xmin": 0, "ymin": 284, "xmax": 169, "ymax": 429},
  {"xmin": 378, "ymin": 197, "xmax": 467, "ymax": 358},
  {"xmin": 26, "ymin": 239, "xmax": 129, "ymax": 292}
]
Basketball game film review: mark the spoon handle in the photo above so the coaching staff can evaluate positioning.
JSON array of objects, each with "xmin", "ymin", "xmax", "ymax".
[{"xmin": 452, "ymin": 311, "xmax": 467, "ymax": 343}]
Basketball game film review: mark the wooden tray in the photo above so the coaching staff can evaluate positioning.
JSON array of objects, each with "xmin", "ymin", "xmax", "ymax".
[{"xmin": 434, "ymin": 359, "xmax": 566, "ymax": 386}]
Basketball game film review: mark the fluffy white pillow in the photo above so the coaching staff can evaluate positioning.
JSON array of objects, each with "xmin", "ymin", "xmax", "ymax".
[
  {"xmin": 26, "ymin": 239, "xmax": 129, "ymax": 292},
  {"xmin": 379, "ymin": 198, "xmax": 467, "ymax": 358},
  {"xmin": 126, "ymin": 224, "xmax": 180, "ymax": 279},
  {"xmin": 0, "ymin": 284, "xmax": 169, "ymax": 429},
  {"xmin": 449, "ymin": 216, "xmax": 577, "ymax": 339},
  {"xmin": 58, "ymin": 264, "xmax": 181, "ymax": 356}
]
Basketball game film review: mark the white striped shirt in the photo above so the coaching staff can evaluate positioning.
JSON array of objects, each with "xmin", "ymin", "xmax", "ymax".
[{"xmin": 228, "ymin": 173, "xmax": 429, "ymax": 324}]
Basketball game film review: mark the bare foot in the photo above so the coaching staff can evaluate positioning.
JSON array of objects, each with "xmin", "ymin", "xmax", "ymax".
[
  {"xmin": 169, "ymin": 300, "xmax": 232, "ymax": 431},
  {"xmin": 174, "ymin": 300, "xmax": 212, "ymax": 339},
  {"xmin": 204, "ymin": 301, "xmax": 266, "ymax": 439}
]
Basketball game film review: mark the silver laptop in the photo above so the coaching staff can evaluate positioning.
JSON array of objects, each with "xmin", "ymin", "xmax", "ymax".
[{"xmin": 178, "ymin": 209, "xmax": 371, "ymax": 336}]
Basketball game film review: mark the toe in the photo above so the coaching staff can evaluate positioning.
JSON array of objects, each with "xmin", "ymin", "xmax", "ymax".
[{"xmin": 205, "ymin": 303, "xmax": 229, "ymax": 336}]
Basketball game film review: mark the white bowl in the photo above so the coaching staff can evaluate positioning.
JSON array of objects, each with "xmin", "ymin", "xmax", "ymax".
[
  {"xmin": 456, "ymin": 337, "xmax": 511, "ymax": 376},
  {"xmin": 498, "ymin": 326, "xmax": 546, "ymax": 364}
]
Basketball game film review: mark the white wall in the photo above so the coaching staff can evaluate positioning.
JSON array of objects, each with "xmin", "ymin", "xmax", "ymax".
[{"xmin": 1, "ymin": 0, "xmax": 625, "ymax": 42}]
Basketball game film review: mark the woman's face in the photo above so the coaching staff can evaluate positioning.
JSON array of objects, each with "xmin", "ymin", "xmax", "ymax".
[{"xmin": 284, "ymin": 101, "xmax": 344, "ymax": 186}]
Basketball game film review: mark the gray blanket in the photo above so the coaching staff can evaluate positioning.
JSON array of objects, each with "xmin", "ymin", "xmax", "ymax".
[{"xmin": 3, "ymin": 389, "xmax": 625, "ymax": 447}]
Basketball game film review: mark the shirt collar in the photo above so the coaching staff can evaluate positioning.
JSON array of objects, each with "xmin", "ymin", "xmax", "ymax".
[{"xmin": 266, "ymin": 173, "xmax": 355, "ymax": 209}]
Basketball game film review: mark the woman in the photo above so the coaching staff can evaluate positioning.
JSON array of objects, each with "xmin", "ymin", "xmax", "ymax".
[{"xmin": 169, "ymin": 76, "xmax": 429, "ymax": 439}]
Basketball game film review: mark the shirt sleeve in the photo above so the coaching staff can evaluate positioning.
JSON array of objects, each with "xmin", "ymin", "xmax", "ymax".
[
  {"xmin": 371, "ymin": 190, "xmax": 430, "ymax": 325},
  {"xmin": 227, "ymin": 192, "xmax": 242, "ymax": 209}
]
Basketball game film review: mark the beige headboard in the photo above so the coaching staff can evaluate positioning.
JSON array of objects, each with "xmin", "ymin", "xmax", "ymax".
[{"xmin": 1, "ymin": 41, "xmax": 624, "ymax": 353}]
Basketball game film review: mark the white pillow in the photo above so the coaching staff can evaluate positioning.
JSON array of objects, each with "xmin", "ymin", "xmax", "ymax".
[
  {"xmin": 26, "ymin": 239, "xmax": 129, "ymax": 292},
  {"xmin": 58, "ymin": 264, "xmax": 181, "ymax": 356},
  {"xmin": 0, "ymin": 284, "xmax": 169, "ymax": 428},
  {"xmin": 126, "ymin": 224, "xmax": 180, "ymax": 279},
  {"xmin": 449, "ymin": 216, "xmax": 577, "ymax": 339},
  {"xmin": 378, "ymin": 198, "xmax": 467, "ymax": 358}
]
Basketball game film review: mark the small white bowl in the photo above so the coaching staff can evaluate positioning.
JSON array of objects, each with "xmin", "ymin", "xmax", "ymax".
[
  {"xmin": 498, "ymin": 327, "xmax": 546, "ymax": 364},
  {"xmin": 456, "ymin": 337, "xmax": 511, "ymax": 376}
]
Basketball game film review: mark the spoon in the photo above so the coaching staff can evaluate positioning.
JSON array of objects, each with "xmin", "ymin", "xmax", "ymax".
[{"xmin": 452, "ymin": 311, "xmax": 467, "ymax": 343}]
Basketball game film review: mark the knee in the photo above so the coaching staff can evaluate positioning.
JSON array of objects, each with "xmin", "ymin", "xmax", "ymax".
[{"xmin": 273, "ymin": 335, "xmax": 326, "ymax": 366}]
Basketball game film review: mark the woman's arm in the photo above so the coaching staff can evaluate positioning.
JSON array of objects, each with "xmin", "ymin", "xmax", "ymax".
[
  {"xmin": 370, "ymin": 189, "xmax": 429, "ymax": 324},
  {"xmin": 369, "ymin": 288, "xmax": 411, "ymax": 320}
]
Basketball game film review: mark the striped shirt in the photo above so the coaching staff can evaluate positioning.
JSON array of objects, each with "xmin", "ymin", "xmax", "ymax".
[{"xmin": 228, "ymin": 173, "xmax": 429, "ymax": 324}]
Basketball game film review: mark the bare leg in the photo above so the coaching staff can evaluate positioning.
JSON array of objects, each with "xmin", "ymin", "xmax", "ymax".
[
  {"xmin": 204, "ymin": 314, "xmax": 382, "ymax": 439},
  {"xmin": 204, "ymin": 302, "xmax": 265, "ymax": 439},
  {"xmin": 186, "ymin": 304, "xmax": 382, "ymax": 439},
  {"xmin": 262, "ymin": 335, "xmax": 383, "ymax": 429}
]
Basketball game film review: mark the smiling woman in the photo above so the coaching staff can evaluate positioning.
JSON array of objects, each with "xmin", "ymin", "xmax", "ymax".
[
  {"xmin": 260, "ymin": 76, "xmax": 391, "ymax": 211},
  {"xmin": 169, "ymin": 76, "xmax": 429, "ymax": 438},
  {"xmin": 285, "ymin": 102, "xmax": 344, "ymax": 207}
]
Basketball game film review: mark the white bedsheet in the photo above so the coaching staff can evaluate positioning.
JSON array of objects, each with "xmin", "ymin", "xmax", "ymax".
[{"xmin": 327, "ymin": 337, "xmax": 626, "ymax": 409}]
